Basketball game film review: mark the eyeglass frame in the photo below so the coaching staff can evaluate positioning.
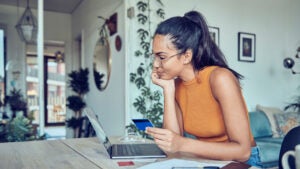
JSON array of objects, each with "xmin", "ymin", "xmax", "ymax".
[{"xmin": 151, "ymin": 52, "xmax": 184, "ymax": 66}]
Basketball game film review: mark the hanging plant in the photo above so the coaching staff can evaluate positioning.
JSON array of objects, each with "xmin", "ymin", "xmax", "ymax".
[{"xmin": 128, "ymin": 0, "xmax": 165, "ymax": 136}]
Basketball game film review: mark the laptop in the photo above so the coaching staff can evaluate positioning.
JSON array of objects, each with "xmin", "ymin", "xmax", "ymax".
[{"xmin": 83, "ymin": 108, "xmax": 167, "ymax": 159}]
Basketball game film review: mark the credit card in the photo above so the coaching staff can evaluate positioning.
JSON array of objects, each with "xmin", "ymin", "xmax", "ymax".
[{"xmin": 132, "ymin": 119, "xmax": 154, "ymax": 131}]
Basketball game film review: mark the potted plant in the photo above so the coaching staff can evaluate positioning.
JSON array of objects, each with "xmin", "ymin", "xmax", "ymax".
[
  {"xmin": 0, "ymin": 89, "xmax": 45, "ymax": 142},
  {"xmin": 5, "ymin": 88, "xmax": 27, "ymax": 119},
  {"xmin": 66, "ymin": 68, "xmax": 89, "ymax": 138}
]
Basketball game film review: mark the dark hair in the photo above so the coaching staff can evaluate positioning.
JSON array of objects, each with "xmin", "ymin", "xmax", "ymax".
[{"xmin": 154, "ymin": 10, "xmax": 243, "ymax": 80}]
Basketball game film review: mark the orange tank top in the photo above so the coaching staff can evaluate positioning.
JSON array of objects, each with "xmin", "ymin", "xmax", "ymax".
[{"xmin": 175, "ymin": 66, "xmax": 254, "ymax": 143}]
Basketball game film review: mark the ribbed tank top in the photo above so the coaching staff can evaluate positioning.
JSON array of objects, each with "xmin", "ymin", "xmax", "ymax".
[{"xmin": 175, "ymin": 66, "xmax": 254, "ymax": 143}]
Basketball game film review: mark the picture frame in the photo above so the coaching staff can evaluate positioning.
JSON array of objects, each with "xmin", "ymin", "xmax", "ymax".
[
  {"xmin": 238, "ymin": 32, "xmax": 256, "ymax": 62},
  {"xmin": 208, "ymin": 26, "xmax": 220, "ymax": 46}
]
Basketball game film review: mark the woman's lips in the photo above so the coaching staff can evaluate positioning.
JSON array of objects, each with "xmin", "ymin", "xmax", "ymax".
[{"xmin": 157, "ymin": 72, "xmax": 163, "ymax": 77}]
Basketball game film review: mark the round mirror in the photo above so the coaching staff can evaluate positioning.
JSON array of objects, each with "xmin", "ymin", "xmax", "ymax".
[{"xmin": 93, "ymin": 37, "xmax": 111, "ymax": 91}]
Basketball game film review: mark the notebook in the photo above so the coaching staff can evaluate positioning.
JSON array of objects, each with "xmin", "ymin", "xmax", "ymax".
[{"xmin": 83, "ymin": 108, "xmax": 167, "ymax": 159}]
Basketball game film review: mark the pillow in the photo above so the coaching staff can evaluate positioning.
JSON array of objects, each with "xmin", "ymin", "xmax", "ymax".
[
  {"xmin": 256, "ymin": 104, "xmax": 284, "ymax": 138},
  {"xmin": 249, "ymin": 111, "xmax": 273, "ymax": 138},
  {"xmin": 274, "ymin": 111, "xmax": 300, "ymax": 137}
]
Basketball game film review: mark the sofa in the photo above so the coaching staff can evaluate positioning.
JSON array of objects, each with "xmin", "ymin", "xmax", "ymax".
[
  {"xmin": 249, "ymin": 111, "xmax": 283, "ymax": 168},
  {"xmin": 185, "ymin": 105, "xmax": 299, "ymax": 168}
]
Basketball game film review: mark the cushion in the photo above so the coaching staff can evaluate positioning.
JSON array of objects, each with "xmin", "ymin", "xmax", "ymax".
[
  {"xmin": 256, "ymin": 104, "xmax": 284, "ymax": 137},
  {"xmin": 274, "ymin": 111, "xmax": 300, "ymax": 137},
  {"xmin": 256, "ymin": 141, "xmax": 281, "ymax": 165},
  {"xmin": 249, "ymin": 111, "xmax": 273, "ymax": 138},
  {"xmin": 255, "ymin": 137, "xmax": 283, "ymax": 144}
]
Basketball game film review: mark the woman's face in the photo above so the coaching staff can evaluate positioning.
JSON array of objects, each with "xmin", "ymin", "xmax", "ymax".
[{"xmin": 152, "ymin": 34, "xmax": 185, "ymax": 80}]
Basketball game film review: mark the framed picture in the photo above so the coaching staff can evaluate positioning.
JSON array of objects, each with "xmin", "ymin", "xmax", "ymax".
[
  {"xmin": 209, "ymin": 26, "xmax": 219, "ymax": 46},
  {"xmin": 238, "ymin": 32, "xmax": 256, "ymax": 62}
]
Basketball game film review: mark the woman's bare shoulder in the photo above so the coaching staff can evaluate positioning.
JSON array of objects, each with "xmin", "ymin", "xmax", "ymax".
[{"xmin": 210, "ymin": 67, "xmax": 237, "ymax": 84}]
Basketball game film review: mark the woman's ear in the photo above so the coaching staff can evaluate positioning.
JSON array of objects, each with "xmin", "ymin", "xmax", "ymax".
[{"xmin": 183, "ymin": 49, "xmax": 193, "ymax": 64}]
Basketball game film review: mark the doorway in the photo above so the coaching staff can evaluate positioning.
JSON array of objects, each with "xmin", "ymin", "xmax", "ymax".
[{"xmin": 26, "ymin": 43, "xmax": 66, "ymax": 126}]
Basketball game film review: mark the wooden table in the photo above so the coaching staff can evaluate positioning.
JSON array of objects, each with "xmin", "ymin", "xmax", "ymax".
[{"xmin": 0, "ymin": 137, "xmax": 253, "ymax": 169}]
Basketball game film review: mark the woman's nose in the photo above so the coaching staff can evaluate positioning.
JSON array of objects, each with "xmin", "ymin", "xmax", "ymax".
[{"xmin": 152, "ymin": 58, "xmax": 160, "ymax": 68}]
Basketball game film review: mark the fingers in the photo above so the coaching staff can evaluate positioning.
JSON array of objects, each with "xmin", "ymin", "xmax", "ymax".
[
  {"xmin": 146, "ymin": 128, "xmax": 172, "ymax": 142},
  {"xmin": 146, "ymin": 127, "xmax": 165, "ymax": 134},
  {"xmin": 151, "ymin": 71, "xmax": 160, "ymax": 81}
]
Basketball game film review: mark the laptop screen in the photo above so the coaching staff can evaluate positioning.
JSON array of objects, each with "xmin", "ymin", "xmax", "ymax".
[{"xmin": 83, "ymin": 108, "xmax": 111, "ymax": 154}]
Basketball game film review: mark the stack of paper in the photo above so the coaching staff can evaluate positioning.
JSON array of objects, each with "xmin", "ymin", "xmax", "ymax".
[{"xmin": 137, "ymin": 158, "xmax": 226, "ymax": 169}]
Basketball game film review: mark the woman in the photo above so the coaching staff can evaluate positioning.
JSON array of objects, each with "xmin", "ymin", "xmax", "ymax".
[{"xmin": 146, "ymin": 10, "xmax": 261, "ymax": 167}]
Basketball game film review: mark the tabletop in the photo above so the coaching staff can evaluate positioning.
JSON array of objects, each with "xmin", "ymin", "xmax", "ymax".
[{"xmin": 0, "ymin": 137, "xmax": 253, "ymax": 169}]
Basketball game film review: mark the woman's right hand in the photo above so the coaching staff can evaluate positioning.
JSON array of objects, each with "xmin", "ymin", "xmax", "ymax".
[{"xmin": 151, "ymin": 70, "xmax": 175, "ymax": 92}]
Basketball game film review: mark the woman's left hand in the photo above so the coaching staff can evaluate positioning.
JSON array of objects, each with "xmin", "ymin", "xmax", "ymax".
[{"xmin": 145, "ymin": 127, "xmax": 184, "ymax": 153}]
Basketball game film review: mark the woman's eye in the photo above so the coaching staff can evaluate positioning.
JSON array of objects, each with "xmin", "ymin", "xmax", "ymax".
[{"xmin": 158, "ymin": 56, "xmax": 166, "ymax": 60}]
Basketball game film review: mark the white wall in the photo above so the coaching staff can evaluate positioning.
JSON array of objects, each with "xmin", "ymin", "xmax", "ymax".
[{"xmin": 72, "ymin": 0, "xmax": 125, "ymax": 137}]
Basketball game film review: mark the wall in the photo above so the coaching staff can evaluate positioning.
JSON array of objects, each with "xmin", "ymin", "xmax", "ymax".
[
  {"xmin": 126, "ymin": 0, "xmax": 300, "ymax": 123},
  {"xmin": 72, "ymin": 0, "xmax": 125, "ymax": 137}
]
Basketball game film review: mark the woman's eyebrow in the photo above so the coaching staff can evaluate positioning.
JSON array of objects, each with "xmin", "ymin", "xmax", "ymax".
[{"xmin": 152, "ymin": 51, "xmax": 167, "ymax": 55}]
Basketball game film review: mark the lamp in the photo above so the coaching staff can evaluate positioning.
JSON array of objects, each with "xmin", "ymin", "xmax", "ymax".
[
  {"xmin": 55, "ymin": 51, "xmax": 64, "ymax": 63},
  {"xmin": 15, "ymin": 0, "xmax": 37, "ymax": 43},
  {"xmin": 283, "ymin": 46, "xmax": 300, "ymax": 74}
]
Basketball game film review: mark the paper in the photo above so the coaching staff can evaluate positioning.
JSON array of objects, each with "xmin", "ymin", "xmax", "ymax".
[{"xmin": 137, "ymin": 158, "xmax": 226, "ymax": 169}]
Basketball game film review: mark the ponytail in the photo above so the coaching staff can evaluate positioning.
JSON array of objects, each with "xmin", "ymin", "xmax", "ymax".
[{"xmin": 154, "ymin": 10, "xmax": 243, "ymax": 80}]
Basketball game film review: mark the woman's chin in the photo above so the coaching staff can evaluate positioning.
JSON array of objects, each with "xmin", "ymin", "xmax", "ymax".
[{"xmin": 159, "ymin": 74, "xmax": 175, "ymax": 80}]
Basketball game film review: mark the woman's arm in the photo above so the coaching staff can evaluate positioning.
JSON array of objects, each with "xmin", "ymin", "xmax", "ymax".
[
  {"xmin": 180, "ymin": 67, "xmax": 251, "ymax": 161},
  {"xmin": 151, "ymin": 70, "xmax": 183, "ymax": 135},
  {"xmin": 148, "ymin": 68, "xmax": 251, "ymax": 162}
]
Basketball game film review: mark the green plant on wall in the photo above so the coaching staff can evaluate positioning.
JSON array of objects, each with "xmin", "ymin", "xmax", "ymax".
[
  {"xmin": 284, "ymin": 95, "xmax": 300, "ymax": 112},
  {"xmin": 66, "ymin": 68, "xmax": 89, "ymax": 138},
  {"xmin": 128, "ymin": 0, "xmax": 165, "ymax": 135}
]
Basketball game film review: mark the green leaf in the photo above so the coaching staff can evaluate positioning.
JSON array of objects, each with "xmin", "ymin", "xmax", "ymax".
[
  {"xmin": 141, "ymin": 87, "xmax": 151, "ymax": 97},
  {"xmin": 156, "ymin": 0, "xmax": 164, "ymax": 6},
  {"xmin": 152, "ymin": 90, "xmax": 161, "ymax": 101},
  {"xmin": 130, "ymin": 73, "xmax": 137, "ymax": 82},
  {"xmin": 156, "ymin": 9, "xmax": 165, "ymax": 19},
  {"xmin": 144, "ymin": 52, "xmax": 151, "ymax": 59},
  {"xmin": 133, "ymin": 96, "xmax": 146, "ymax": 113},
  {"xmin": 137, "ymin": 14, "xmax": 148, "ymax": 24},
  {"xmin": 135, "ymin": 50, "xmax": 143, "ymax": 57},
  {"xmin": 137, "ymin": 66, "xmax": 145, "ymax": 76},
  {"xmin": 135, "ymin": 77, "xmax": 145, "ymax": 89},
  {"xmin": 137, "ymin": 1, "xmax": 147, "ymax": 12},
  {"xmin": 140, "ymin": 41, "xmax": 150, "ymax": 51},
  {"xmin": 137, "ymin": 29, "xmax": 149, "ymax": 40}
]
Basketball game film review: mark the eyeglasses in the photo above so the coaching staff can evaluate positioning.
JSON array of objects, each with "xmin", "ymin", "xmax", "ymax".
[{"xmin": 151, "ymin": 52, "xmax": 183, "ymax": 66}]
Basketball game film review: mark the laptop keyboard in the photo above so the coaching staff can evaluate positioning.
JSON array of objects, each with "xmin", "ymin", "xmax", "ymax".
[
  {"xmin": 113, "ymin": 144, "xmax": 163, "ymax": 156},
  {"xmin": 115, "ymin": 144, "xmax": 141, "ymax": 156}
]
